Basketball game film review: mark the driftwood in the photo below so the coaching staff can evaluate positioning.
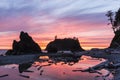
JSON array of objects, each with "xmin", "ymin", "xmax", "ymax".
[
  {"xmin": 0, "ymin": 74, "xmax": 9, "ymax": 78},
  {"xmin": 19, "ymin": 74, "xmax": 30, "ymax": 78},
  {"xmin": 23, "ymin": 70, "xmax": 34, "ymax": 73},
  {"xmin": 74, "ymin": 48, "xmax": 120, "ymax": 80}
]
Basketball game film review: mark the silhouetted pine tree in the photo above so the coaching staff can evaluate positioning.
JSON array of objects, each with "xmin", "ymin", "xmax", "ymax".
[
  {"xmin": 107, "ymin": 8, "xmax": 120, "ymax": 48},
  {"xmin": 114, "ymin": 8, "xmax": 120, "ymax": 32},
  {"xmin": 106, "ymin": 8, "xmax": 120, "ymax": 34}
]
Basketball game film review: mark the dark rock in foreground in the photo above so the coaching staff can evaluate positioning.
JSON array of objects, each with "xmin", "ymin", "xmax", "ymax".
[
  {"xmin": 6, "ymin": 31, "xmax": 41, "ymax": 55},
  {"xmin": 46, "ymin": 38, "xmax": 84, "ymax": 53},
  {"xmin": 19, "ymin": 63, "xmax": 32, "ymax": 73}
]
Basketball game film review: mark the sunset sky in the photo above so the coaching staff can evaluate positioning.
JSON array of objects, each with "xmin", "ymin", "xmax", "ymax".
[{"xmin": 0, "ymin": 0, "xmax": 120, "ymax": 50}]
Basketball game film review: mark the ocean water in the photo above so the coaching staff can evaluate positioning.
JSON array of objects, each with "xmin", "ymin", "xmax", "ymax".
[
  {"xmin": 0, "ymin": 49, "xmax": 7, "ymax": 55},
  {"xmin": 0, "ymin": 50, "xmax": 112, "ymax": 80}
]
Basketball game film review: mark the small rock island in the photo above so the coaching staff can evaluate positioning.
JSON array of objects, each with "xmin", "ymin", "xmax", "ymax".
[
  {"xmin": 6, "ymin": 31, "xmax": 41, "ymax": 55},
  {"xmin": 46, "ymin": 37, "xmax": 84, "ymax": 53}
]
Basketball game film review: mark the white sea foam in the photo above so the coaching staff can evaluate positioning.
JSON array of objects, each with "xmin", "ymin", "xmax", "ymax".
[{"xmin": 0, "ymin": 49, "xmax": 7, "ymax": 55}]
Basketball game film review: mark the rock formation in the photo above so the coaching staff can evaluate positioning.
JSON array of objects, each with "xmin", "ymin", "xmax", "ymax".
[
  {"xmin": 109, "ymin": 8, "xmax": 120, "ymax": 48},
  {"xmin": 6, "ymin": 31, "xmax": 41, "ymax": 55},
  {"xmin": 46, "ymin": 38, "xmax": 84, "ymax": 53},
  {"xmin": 109, "ymin": 31, "xmax": 120, "ymax": 48}
]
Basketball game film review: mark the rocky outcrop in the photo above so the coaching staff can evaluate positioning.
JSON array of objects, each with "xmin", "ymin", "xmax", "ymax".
[
  {"xmin": 109, "ymin": 8, "xmax": 120, "ymax": 48},
  {"xmin": 46, "ymin": 38, "xmax": 84, "ymax": 53},
  {"xmin": 6, "ymin": 31, "xmax": 41, "ymax": 55},
  {"xmin": 109, "ymin": 30, "xmax": 120, "ymax": 48}
]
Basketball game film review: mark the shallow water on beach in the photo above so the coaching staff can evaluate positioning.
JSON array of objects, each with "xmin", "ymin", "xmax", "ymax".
[{"xmin": 0, "ymin": 50, "xmax": 113, "ymax": 80}]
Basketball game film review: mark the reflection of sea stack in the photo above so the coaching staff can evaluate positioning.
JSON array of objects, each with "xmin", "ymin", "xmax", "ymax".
[
  {"xmin": 46, "ymin": 37, "xmax": 84, "ymax": 53},
  {"xmin": 6, "ymin": 31, "xmax": 41, "ymax": 55}
]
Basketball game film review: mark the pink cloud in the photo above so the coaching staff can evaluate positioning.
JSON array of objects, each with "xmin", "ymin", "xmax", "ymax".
[{"xmin": 0, "ymin": 13, "xmax": 114, "ymax": 50}]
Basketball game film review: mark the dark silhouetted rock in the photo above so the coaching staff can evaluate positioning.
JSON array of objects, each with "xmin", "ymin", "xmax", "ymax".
[
  {"xmin": 46, "ymin": 38, "xmax": 84, "ymax": 53},
  {"xmin": 109, "ymin": 8, "xmax": 120, "ymax": 48},
  {"xmin": 19, "ymin": 63, "xmax": 32, "ymax": 73},
  {"xmin": 6, "ymin": 31, "xmax": 41, "ymax": 55},
  {"xmin": 109, "ymin": 30, "xmax": 120, "ymax": 48}
]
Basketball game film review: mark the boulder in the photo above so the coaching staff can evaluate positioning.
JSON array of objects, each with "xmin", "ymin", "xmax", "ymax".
[{"xmin": 6, "ymin": 31, "xmax": 41, "ymax": 55}]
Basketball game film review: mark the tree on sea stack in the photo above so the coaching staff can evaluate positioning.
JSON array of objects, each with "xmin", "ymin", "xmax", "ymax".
[
  {"xmin": 106, "ymin": 8, "xmax": 120, "ymax": 48},
  {"xmin": 106, "ymin": 8, "xmax": 120, "ymax": 34}
]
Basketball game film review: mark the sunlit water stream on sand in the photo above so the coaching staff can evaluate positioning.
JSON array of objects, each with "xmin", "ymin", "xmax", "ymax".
[{"xmin": 0, "ymin": 50, "xmax": 113, "ymax": 80}]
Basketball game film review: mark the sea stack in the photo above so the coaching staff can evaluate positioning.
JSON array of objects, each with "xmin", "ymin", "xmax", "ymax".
[
  {"xmin": 46, "ymin": 37, "xmax": 84, "ymax": 53},
  {"xmin": 109, "ymin": 8, "xmax": 120, "ymax": 48},
  {"xmin": 109, "ymin": 31, "xmax": 120, "ymax": 48},
  {"xmin": 6, "ymin": 31, "xmax": 41, "ymax": 55}
]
